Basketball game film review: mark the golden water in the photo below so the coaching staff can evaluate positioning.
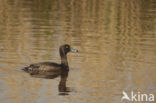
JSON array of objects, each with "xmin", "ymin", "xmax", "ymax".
[{"xmin": 0, "ymin": 0, "xmax": 155, "ymax": 103}]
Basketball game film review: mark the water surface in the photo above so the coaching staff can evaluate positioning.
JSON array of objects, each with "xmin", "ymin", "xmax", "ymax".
[{"xmin": 0, "ymin": 0, "xmax": 155, "ymax": 103}]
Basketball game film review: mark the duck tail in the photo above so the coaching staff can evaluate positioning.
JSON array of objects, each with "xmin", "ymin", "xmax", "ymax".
[{"xmin": 22, "ymin": 66, "xmax": 29, "ymax": 73}]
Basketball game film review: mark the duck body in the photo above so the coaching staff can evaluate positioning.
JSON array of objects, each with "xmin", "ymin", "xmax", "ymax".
[
  {"xmin": 22, "ymin": 44, "xmax": 78, "ymax": 77},
  {"xmin": 23, "ymin": 62, "xmax": 62, "ymax": 75}
]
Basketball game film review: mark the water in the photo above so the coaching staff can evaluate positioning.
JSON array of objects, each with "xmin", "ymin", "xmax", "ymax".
[{"xmin": 0, "ymin": 0, "xmax": 155, "ymax": 103}]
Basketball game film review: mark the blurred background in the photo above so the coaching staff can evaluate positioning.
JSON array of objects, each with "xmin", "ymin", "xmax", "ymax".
[{"xmin": 0, "ymin": 0, "xmax": 155, "ymax": 103}]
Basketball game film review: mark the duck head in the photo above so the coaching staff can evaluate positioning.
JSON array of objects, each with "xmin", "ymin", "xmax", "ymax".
[
  {"xmin": 59, "ymin": 44, "xmax": 78, "ymax": 55},
  {"xmin": 59, "ymin": 44, "xmax": 78, "ymax": 67}
]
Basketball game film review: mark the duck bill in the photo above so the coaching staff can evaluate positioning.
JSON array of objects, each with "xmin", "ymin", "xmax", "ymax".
[{"xmin": 70, "ymin": 48, "xmax": 78, "ymax": 52}]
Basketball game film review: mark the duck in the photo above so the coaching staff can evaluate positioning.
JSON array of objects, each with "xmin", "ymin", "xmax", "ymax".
[{"xmin": 22, "ymin": 44, "xmax": 78, "ymax": 77}]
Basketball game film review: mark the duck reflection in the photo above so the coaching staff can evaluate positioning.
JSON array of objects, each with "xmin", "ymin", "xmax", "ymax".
[
  {"xmin": 30, "ymin": 70, "xmax": 70, "ymax": 95},
  {"xmin": 58, "ymin": 71, "xmax": 70, "ymax": 95}
]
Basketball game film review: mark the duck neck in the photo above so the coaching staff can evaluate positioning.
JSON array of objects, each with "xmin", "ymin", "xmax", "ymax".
[
  {"xmin": 61, "ymin": 55, "xmax": 68, "ymax": 67},
  {"xmin": 60, "ymin": 50, "xmax": 69, "ymax": 69}
]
